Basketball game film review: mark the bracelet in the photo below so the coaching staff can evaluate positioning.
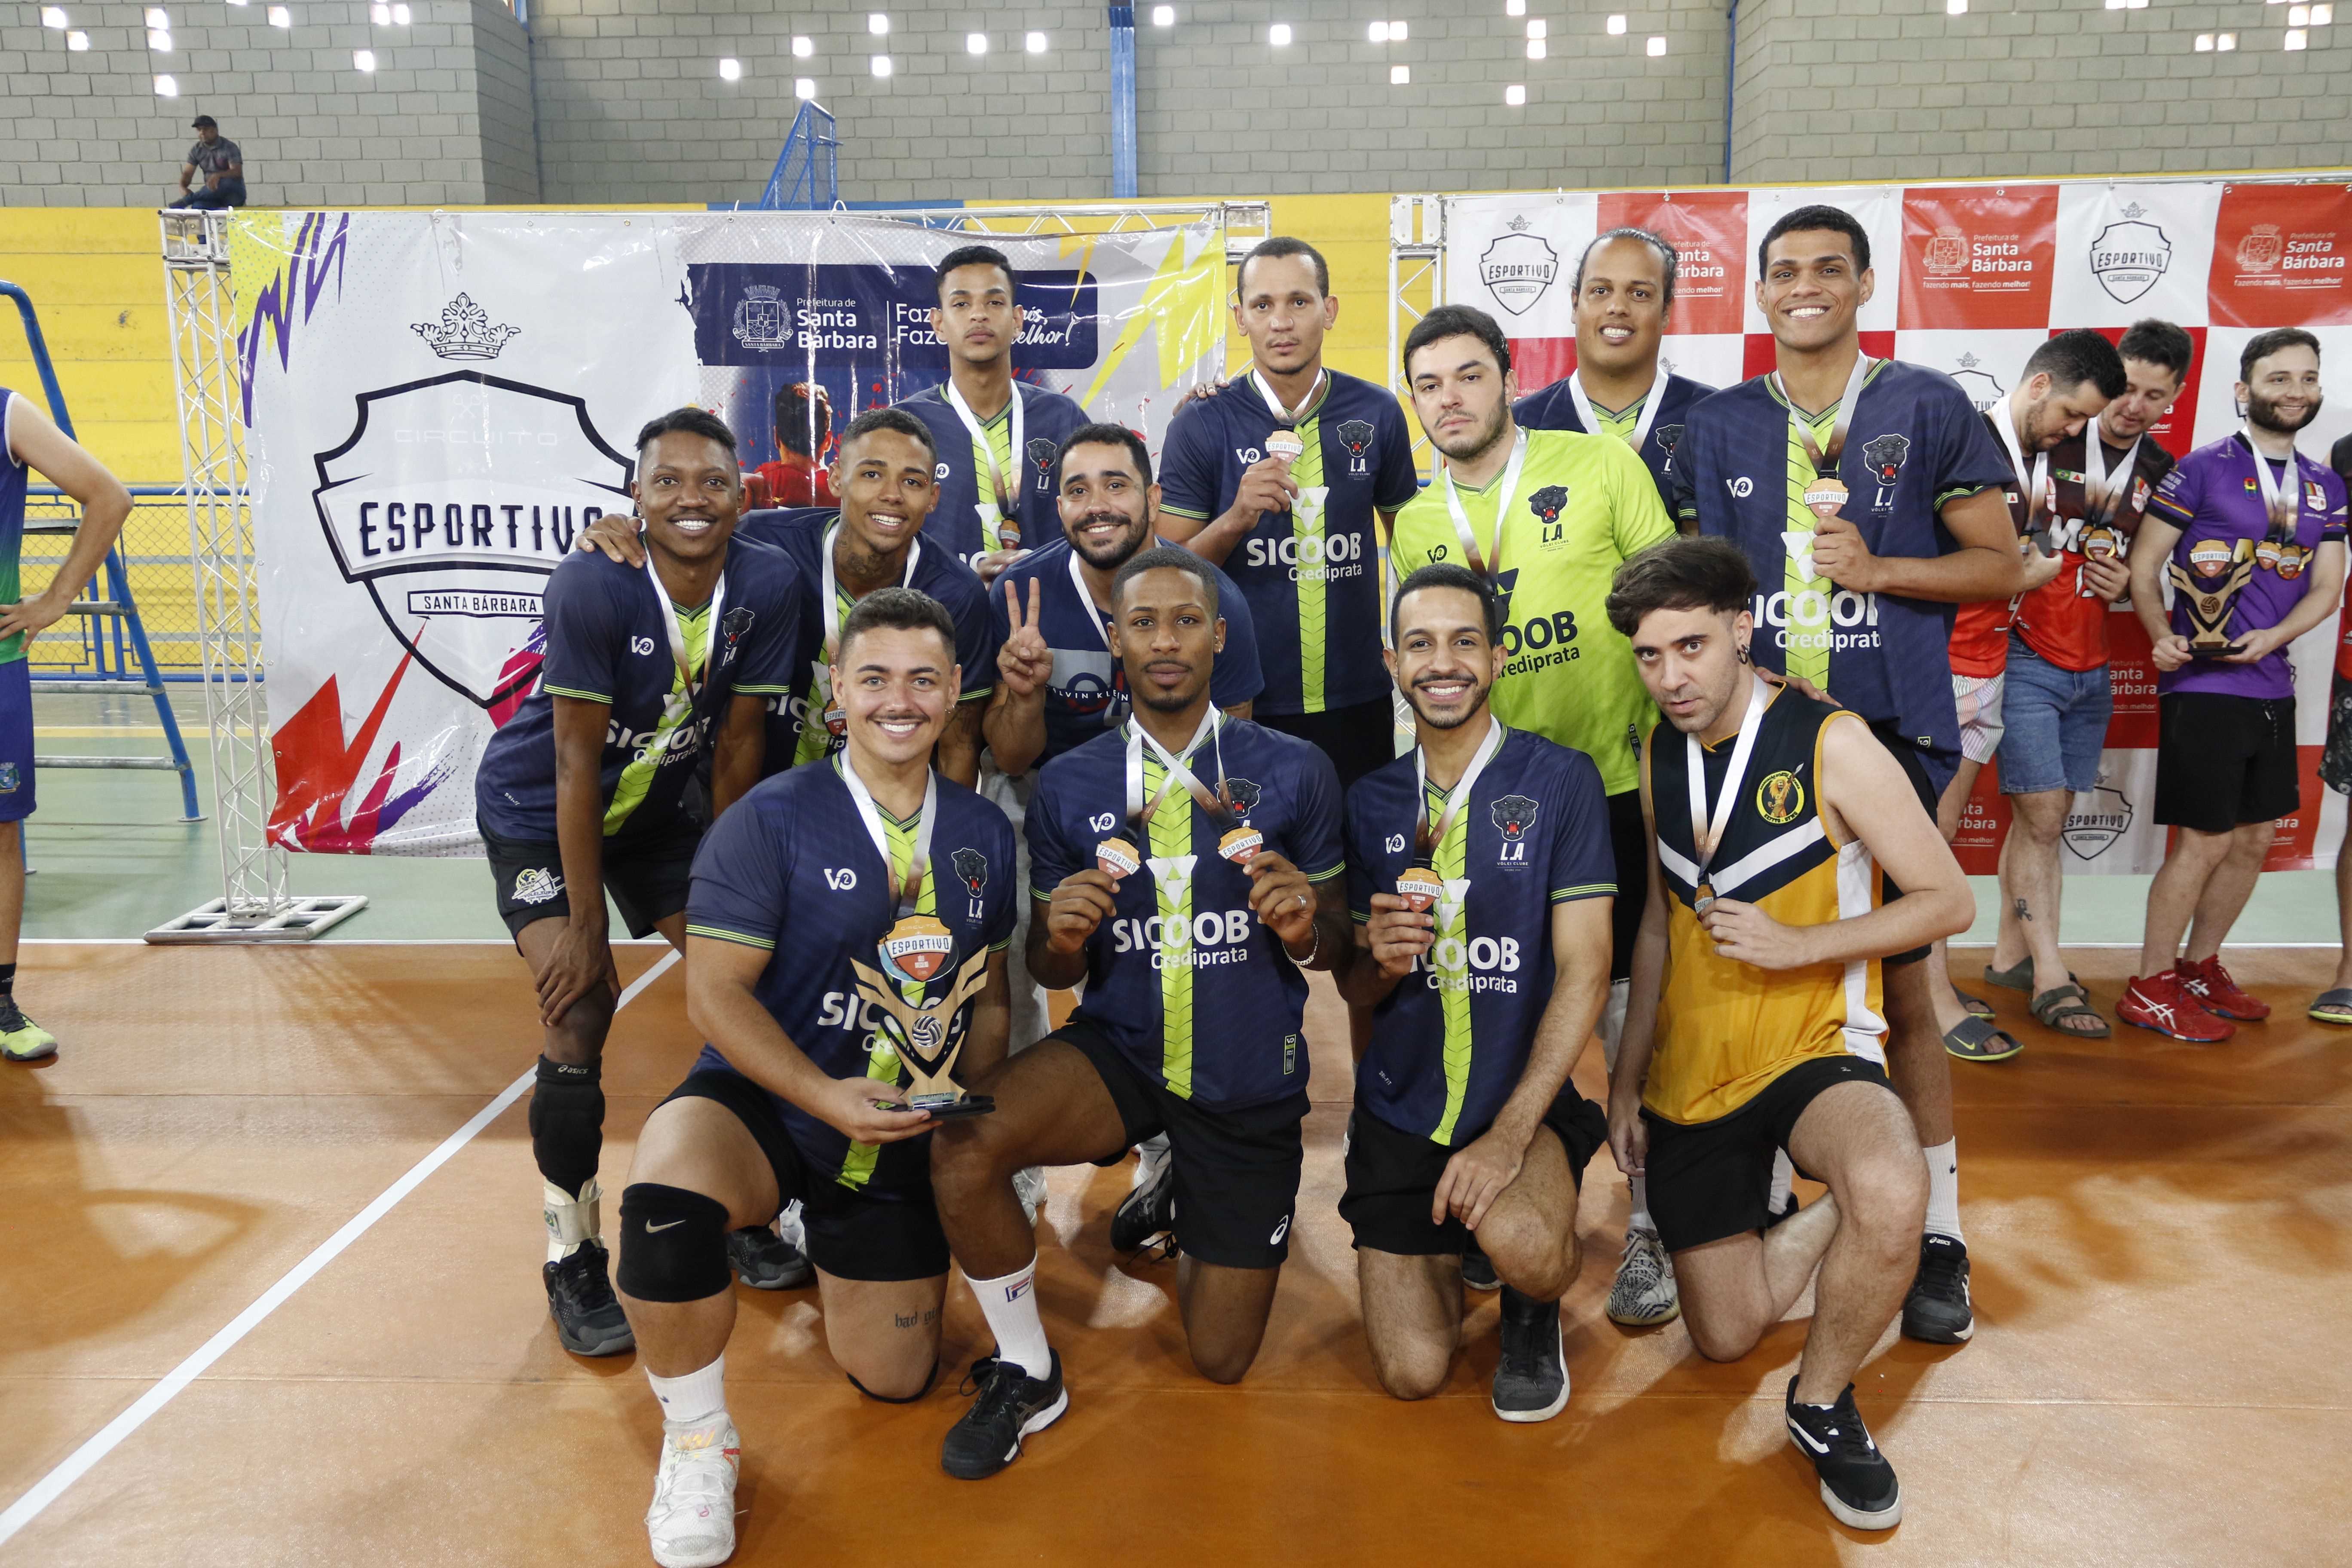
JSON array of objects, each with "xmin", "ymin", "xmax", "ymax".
[{"xmin": 1285, "ymin": 918, "xmax": 1321, "ymax": 968}]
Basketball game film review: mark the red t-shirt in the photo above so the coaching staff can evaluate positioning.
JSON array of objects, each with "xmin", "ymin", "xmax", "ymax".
[
  {"xmin": 1948, "ymin": 410, "xmax": 2032, "ymax": 680},
  {"xmin": 2011, "ymin": 429, "xmax": 2175, "ymax": 674},
  {"xmin": 751, "ymin": 453, "xmax": 834, "ymax": 509},
  {"xmin": 2335, "ymin": 435, "xmax": 2352, "ymax": 681}
]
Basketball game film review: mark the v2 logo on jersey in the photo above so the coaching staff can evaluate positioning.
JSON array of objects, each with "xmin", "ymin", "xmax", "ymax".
[
  {"xmin": 630, "ymin": 635, "xmax": 657, "ymax": 657},
  {"xmin": 823, "ymin": 867, "xmax": 858, "ymax": 891}
]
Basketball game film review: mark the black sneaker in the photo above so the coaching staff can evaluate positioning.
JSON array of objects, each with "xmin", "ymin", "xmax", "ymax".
[
  {"xmin": 543, "ymin": 1238, "xmax": 634, "ymax": 1356},
  {"xmin": 1459, "ymin": 1234, "xmax": 1500, "ymax": 1292},
  {"xmin": 1785, "ymin": 1378, "xmax": 1902, "ymax": 1529},
  {"xmin": 1490, "ymin": 1286, "xmax": 1567, "ymax": 1422},
  {"xmin": 727, "ymin": 1224, "xmax": 813, "ymax": 1290},
  {"xmin": 941, "ymin": 1352, "xmax": 1068, "ymax": 1480},
  {"xmin": 1900, "ymin": 1234, "xmax": 1974, "ymax": 1344},
  {"xmin": 1110, "ymin": 1161, "xmax": 1176, "ymax": 1255}
]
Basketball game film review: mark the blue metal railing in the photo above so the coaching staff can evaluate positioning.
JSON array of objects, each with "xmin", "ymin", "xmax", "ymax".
[{"xmin": 758, "ymin": 101, "xmax": 840, "ymax": 211}]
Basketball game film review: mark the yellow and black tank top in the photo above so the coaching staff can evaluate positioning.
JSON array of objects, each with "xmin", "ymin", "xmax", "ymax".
[{"xmin": 1645, "ymin": 685, "xmax": 1887, "ymax": 1125}]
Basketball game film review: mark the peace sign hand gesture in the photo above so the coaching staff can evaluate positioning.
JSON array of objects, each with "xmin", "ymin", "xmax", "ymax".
[{"xmin": 997, "ymin": 576, "xmax": 1052, "ymax": 701}]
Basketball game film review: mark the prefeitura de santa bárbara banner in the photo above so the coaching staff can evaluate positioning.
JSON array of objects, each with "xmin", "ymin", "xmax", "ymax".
[{"xmin": 1446, "ymin": 177, "xmax": 2352, "ymax": 873}]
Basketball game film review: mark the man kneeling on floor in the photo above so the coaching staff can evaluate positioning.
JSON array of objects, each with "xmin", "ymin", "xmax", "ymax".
[
  {"xmin": 615, "ymin": 588, "xmax": 1017, "ymax": 1568},
  {"xmin": 1334, "ymin": 563, "xmax": 1615, "ymax": 1421},
  {"xmin": 1606, "ymin": 537, "xmax": 1972, "ymax": 1531}
]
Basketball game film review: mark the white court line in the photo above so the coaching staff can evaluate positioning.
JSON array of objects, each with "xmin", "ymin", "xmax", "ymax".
[{"xmin": 0, "ymin": 947, "xmax": 682, "ymax": 1548}]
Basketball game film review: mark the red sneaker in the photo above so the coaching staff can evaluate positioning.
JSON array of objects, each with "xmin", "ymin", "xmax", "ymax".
[
  {"xmin": 2118, "ymin": 970, "xmax": 2235, "ymax": 1042},
  {"xmin": 2178, "ymin": 955, "xmax": 2271, "ymax": 1021}
]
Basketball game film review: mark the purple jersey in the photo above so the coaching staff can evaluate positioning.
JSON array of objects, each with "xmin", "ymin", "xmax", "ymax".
[{"xmin": 2147, "ymin": 433, "xmax": 2348, "ymax": 700}]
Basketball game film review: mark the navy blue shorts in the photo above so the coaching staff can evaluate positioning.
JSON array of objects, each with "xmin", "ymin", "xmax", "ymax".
[{"xmin": 0, "ymin": 659, "xmax": 34, "ymax": 823}]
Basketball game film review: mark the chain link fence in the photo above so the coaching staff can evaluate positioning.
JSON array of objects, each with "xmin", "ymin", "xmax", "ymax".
[{"xmin": 23, "ymin": 484, "xmax": 215, "ymax": 678}]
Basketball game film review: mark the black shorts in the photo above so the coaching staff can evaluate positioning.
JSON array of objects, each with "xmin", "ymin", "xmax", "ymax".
[
  {"xmin": 481, "ymin": 818, "xmax": 701, "ymax": 940},
  {"xmin": 1640, "ymin": 1054, "xmax": 1893, "ymax": 1256},
  {"xmin": 1605, "ymin": 788, "xmax": 1648, "ymax": 983},
  {"xmin": 1867, "ymin": 719, "xmax": 1947, "ymax": 968},
  {"xmin": 1258, "ymin": 695, "xmax": 1400, "ymax": 794},
  {"xmin": 2325, "ymin": 674, "xmax": 2352, "ymax": 796},
  {"xmin": 1060, "ymin": 1017, "xmax": 1308, "ymax": 1270},
  {"xmin": 1338, "ymin": 1087, "xmax": 1608, "ymax": 1256},
  {"xmin": 2158, "ymin": 691, "xmax": 2300, "ymax": 832},
  {"xmin": 660, "ymin": 1064, "xmax": 949, "ymax": 1283}
]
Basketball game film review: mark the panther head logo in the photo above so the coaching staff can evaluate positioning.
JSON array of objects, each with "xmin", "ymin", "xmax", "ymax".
[
  {"xmin": 1654, "ymin": 423, "xmax": 1684, "ymax": 458},
  {"xmin": 1025, "ymin": 437, "xmax": 1060, "ymax": 480},
  {"xmin": 1525, "ymin": 485, "xmax": 1569, "ymax": 527},
  {"xmin": 1335, "ymin": 419, "xmax": 1375, "ymax": 458},
  {"xmin": 950, "ymin": 847, "xmax": 989, "ymax": 897},
  {"xmin": 1860, "ymin": 432, "xmax": 1911, "ymax": 485},
  {"xmin": 1224, "ymin": 777, "xmax": 1263, "ymax": 818},
  {"xmin": 1490, "ymin": 794, "xmax": 1539, "ymax": 840}
]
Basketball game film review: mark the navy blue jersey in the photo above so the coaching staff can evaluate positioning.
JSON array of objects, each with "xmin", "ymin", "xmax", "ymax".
[
  {"xmin": 1673, "ymin": 361, "xmax": 2012, "ymax": 774},
  {"xmin": 1513, "ymin": 370, "xmax": 1715, "ymax": 515},
  {"xmin": 1345, "ymin": 728, "xmax": 1614, "ymax": 1148},
  {"xmin": 988, "ymin": 536, "xmax": 1266, "ymax": 771},
  {"xmin": 1156, "ymin": 370, "xmax": 1419, "ymax": 715},
  {"xmin": 740, "ymin": 508, "xmax": 1001, "ymax": 775},
  {"xmin": 1028, "ymin": 716, "xmax": 1344, "ymax": 1111},
  {"xmin": 0, "ymin": 389, "xmax": 32, "ymax": 665},
  {"xmin": 895, "ymin": 380, "xmax": 1093, "ymax": 569},
  {"xmin": 475, "ymin": 536, "xmax": 802, "ymax": 841},
  {"xmin": 684, "ymin": 757, "xmax": 1018, "ymax": 1196}
]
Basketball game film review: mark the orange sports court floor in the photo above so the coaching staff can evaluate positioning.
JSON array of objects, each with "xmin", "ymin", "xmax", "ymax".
[{"xmin": 2, "ymin": 938, "xmax": 2345, "ymax": 1568}]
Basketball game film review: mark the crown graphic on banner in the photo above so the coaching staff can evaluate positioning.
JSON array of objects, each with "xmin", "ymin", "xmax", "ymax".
[
  {"xmin": 412, "ymin": 294, "xmax": 522, "ymax": 360},
  {"xmin": 2120, "ymin": 201, "xmax": 2147, "ymax": 219},
  {"xmin": 1956, "ymin": 352, "xmax": 1980, "ymax": 369}
]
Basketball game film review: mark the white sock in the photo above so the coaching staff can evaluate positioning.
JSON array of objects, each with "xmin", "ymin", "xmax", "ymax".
[
  {"xmin": 1923, "ymin": 1138, "xmax": 1963, "ymax": 1241},
  {"xmin": 1136, "ymin": 1132, "xmax": 1171, "ymax": 1182},
  {"xmin": 1627, "ymin": 1174, "xmax": 1654, "ymax": 1234},
  {"xmin": 967, "ymin": 1258, "xmax": 1053, "ymax": 1379},
  {"xmin": 647, "ymin": 1354, "xmax": 729, "ymax": 1431},
  {"xmin": 1767, "ymin": 1148, "xmax": 1795, "ymax": 1216}
]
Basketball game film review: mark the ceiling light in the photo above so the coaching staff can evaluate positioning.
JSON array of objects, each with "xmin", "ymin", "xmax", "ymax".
[
  {"xmin": 1526, "ymin": 18, "xmax": 1546, "ymax": 37},
  {"xmin": 2104, "ymin": 0, "xmax": 2124, "ymax": 9},
  {"xmin": 144, "ymin": 6, "xmax": 168, "ymax": 26},
  {"xmin": 792, "ymin": 35, "xmax": 812, "ymax": 56},
  {"xmin": 2314, "ymin": 3, "xmax": 2333, "ymax": 21},
  {"xmin": 1527, "ymin": 38, "xmax": 1546, "ymax": 56},
  {"xmin": 1152, "ymin": 5, "xmax": 1175, "ymax": 23},
  {"xmin": 1392, "ymin": 19, "xmax": 1407, "ymax": 37},
  {"xmin": 2219, "ymin": 30, "xmax": 2237, "ymax": 46},
  {"xmin": 1648, "ymin": 34, "xmax": 1666, "ymax": 53},
  {"xmin": 966, "ymin": 31, "xmax": 986, "ymax": 52},
  {"xmin": 872, "ymin": 53, "xmax": 891, "ymax": 74},
  {"xmin": 1026, "ymin": 30, "xmax": 1046, "ymax": 51},
  {"xmin": 371, "ymin": 2, "xmax": 388, "ymax": 19},
  {"xmin": 1946, "ymin": 0, "xmax": 1966, "ymax": 12},
  {"xmin": 353, "ymin": 48, "xmax": 374, "ymax": 69},
  {"xmin": 869, "ymin": 13, "xmax": 888, "ymax": 34},
  {"xmin": 268, "ymin": 6, "xmax": 290, "ymax": 28},
  {"xmin": 390, "ymin": 1, "xmax": 407, "ymax": 20},
  {"xmin": 2195, "ymin": 31, "xmax": 2214, "ymax": 47},
  {"xmin": 40, "ymin": 6, "xmax": 64, "ymax": 27},
  {"xmin": 1369, "ymin": 19, "xmax": 1388, "ymax": 40},
  {"xmin": 2290, "ymin": 4, "xmax": 2309, "ymax": 21},
  {"xmin": 719, "ymin": 57, "xmax": 741, "ymax": 80},
  {"xmin": 149, "ymin": 28, "xmax": 170, "ymax": 49},
  {"xmin": 1269, "ymin": 22, "xmax": 1291, "ymax": 44},
  {"xmin": 154, "ymin": 72, "xmax": 177, "ymax": 95},
  {"xmin": 794, "ymin": 77, "xmax": 815, "ymax": 98},
  {"xmin": 1390, "ymin": 62, "xmax": 1409, "ymax": 82},
  {"xmin": 1607, "ymin": 14, "xmax": 1626, "ymax": 34},
  {"xmin": 1507, "ymin": 0, "xmax": 1525, "ymax": 14},
  {"xmin": 66, "ymin": 28, "xmax": 87, "ymax": 48},
  {"xmin": 2286, "ymin": 25, "xmax": 2308, "ymax": 44},
  {"xmin": 1504, "ymin": 83, "xmax": 1525, "ymax": 105}
]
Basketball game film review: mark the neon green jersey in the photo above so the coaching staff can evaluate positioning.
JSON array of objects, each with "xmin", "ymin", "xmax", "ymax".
[
  {"xmin": 597, "ymin": 601, "xmax": 710, "ymax": 835},
  {"xmin": 836, "ymin": 775, "xmax": 938, "ymax": 1190},
  {"xmin": 1387, "ymin": 427, "xmax": 1674, "ymax": 796}
]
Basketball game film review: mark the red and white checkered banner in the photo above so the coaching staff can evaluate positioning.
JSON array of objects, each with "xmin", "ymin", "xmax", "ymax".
[{"xmin": 1444, "ymin": 177, "xmax": 2352, "ymax": 872}]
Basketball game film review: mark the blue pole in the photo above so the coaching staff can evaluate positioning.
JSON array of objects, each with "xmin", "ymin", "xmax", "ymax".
[
  {"xmin": 1722, "ymin": 0, "xmax": 1740, "ymax": 185},
  {"xmin": 1109, "ymin": 5, "xmax": 1138, "ymax": 199}
]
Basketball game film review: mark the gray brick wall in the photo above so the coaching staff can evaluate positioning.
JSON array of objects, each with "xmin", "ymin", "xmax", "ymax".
[
  {"xmin": 472, "ymin": 0, "xmax": 539, "ymax": 202},
  {"xmin": 1729, "ymin": 0, "xmax": 2352, "ymax": 183},
  {"xmin": 1137, "ymin": 0, "xmax": 1728, "ymax": 196}
]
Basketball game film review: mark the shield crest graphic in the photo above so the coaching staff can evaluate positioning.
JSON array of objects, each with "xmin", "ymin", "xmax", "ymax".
[
  {"xmin": 2237, "ymin": 225, "xmax": 2285, "ymax": 273},
  {"xmin": 2089, "ymin": 220, "xmax": 2172, "ymax": 304},
  {"xmin": 1479, "ymin": 231, "xmax": 1559, "ymax": 316},
  {"xmin": 2061, "ymin": 781, "xmax": 2134, "ymax": 862},
  {"xmin": 732, "ymin": 285, "xmax": 790, "ymax": 349},
  {"xmin": 1925, "ymin": 228, "xmax": 1969, "ymax": 276},
  {"xmin": 310, "ymin": 371, "xmax": 634, "ymax": 709}
]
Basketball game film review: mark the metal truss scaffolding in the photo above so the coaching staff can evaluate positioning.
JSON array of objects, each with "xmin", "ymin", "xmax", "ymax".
[{"xmin": 147, "ymin": 210, "xmax": 364, "ymax": 943}]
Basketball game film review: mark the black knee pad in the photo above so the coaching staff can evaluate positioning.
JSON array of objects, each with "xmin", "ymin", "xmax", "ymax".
[
  {"xmin": 529, "ymin": 1056, "xmax": 605, "ymax": 1195},
  {"xmin": 847, "ymin": 1357, "xmax": 939, "ymax": 1405},
  {"xmin": 616, "ymin": 1184, "xmax": 733, "ymax": 1303}
]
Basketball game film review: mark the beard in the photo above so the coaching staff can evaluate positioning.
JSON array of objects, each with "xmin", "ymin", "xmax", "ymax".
[
  {"xmin": 1430, "ymin": 398, "xmax": 1510, "ymax": 465},
  {"xmin": 2021, "ymin": 395, "xmax": 2075, "ymax": 453},
  {"xmin": 1408, "ymin": 676, "xmax": 1491, "ymax": 729},
  {"xmin": 2248, "ymin": 388, "xmax": 2321, "ymax": 435},
  {"xmin": 1070, "ymin": 510, "xmax": 1150, "ymax": 570}
]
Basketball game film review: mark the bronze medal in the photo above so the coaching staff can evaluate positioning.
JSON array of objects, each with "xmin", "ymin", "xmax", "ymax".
[
  {"xmin": 881, "ymin": 913, "xmax": 955, "ymax": 985},
  {"xmin": 1803, "ymin": 477, "xmax": 1848, "ymax": 521},
  {"xmin": 1395, "ymin": 866, "xmax": 1444, "ymax": 914},
  {"xmin": 1264, "ymin": 428, "xmax": 1306, "ymax": 468},
  {"xmin": 1218, "ymin": 825, "xmax": 1263, "ymax": 864},
  {"xmin": 1096, "ymin": 836, "xmax": 1142, "ymax": 879}
]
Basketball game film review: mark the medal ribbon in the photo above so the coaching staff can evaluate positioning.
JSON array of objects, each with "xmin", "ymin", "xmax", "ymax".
[
  {"xmin": 1771, "ymin": 352, "xmax": 1876, "ymax": 481},
  {"xmin": 2245, "ymin": 426, "xmax": 2301, "ymax": 544},
  {"xmin": 838, "ymin": 754, "xmax": 939, "ymax": 917},
  {"xmin": 820, "ymin": 519, "xmax": 924, "ymax": 662},
  {"xmin": 1411, "ymin": 717, "xmax": 1505, "ymax": 865},
  {"xmin": 1991, "ymin": 406, "xmax": 2052, "ymax": 538},
  {"xmin": 946, "ymin": 379, "xmax": 1024, "ymax": 550},
  {"xmin": 1125, "ymin": 707, "xmax": 1231, "ymax": 831},
  {"xmin": 2080, "ymin": 425, "xmax": 2144, "ymax": 530},
  {"xmin": 640, "ymin": 551, "xmax": 726, "ymax": 719},
  {"xmin": 1439, "ymin": 428, "xmax": 1530, "ymax": 584},
  {"xmin": 1564, "ymin": 360, "xmax": 1669, "ymax": 453},
  {"xmin": 1250, "ymin": 366, "xmax": 1327, "ymax": 427},
  {"xmin": 1685, "ymin": 677, "xmax": 1770, "ymax": 908},
  {"xmin": 1069, "ymin": 547, "xmax": 1132, "ymax": 729}
]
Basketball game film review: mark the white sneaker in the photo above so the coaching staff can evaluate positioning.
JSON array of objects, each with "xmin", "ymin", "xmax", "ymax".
[
  {"xmin": 1013, "ymin": 1165, "xmax": 1048, "ymax": 1228},
  {"xmin": 1606, "ymin": 1226, "xmax": 1680, "ymax": 1327},
  {"xmin": 646, "ymin": 1420, "xmax": 739, "ymax": 1568}
]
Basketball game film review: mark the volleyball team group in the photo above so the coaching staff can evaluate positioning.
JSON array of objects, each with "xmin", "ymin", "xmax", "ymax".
[{"xmin": 10, "ymin": 200, "xmax": 2348, "ymax": 1564}]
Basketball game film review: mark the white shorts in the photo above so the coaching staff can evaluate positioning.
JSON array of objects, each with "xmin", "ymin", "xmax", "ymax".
[{"xmin": 1952, "ymin": 672, "xmax": 2006, "ymax": 765}]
